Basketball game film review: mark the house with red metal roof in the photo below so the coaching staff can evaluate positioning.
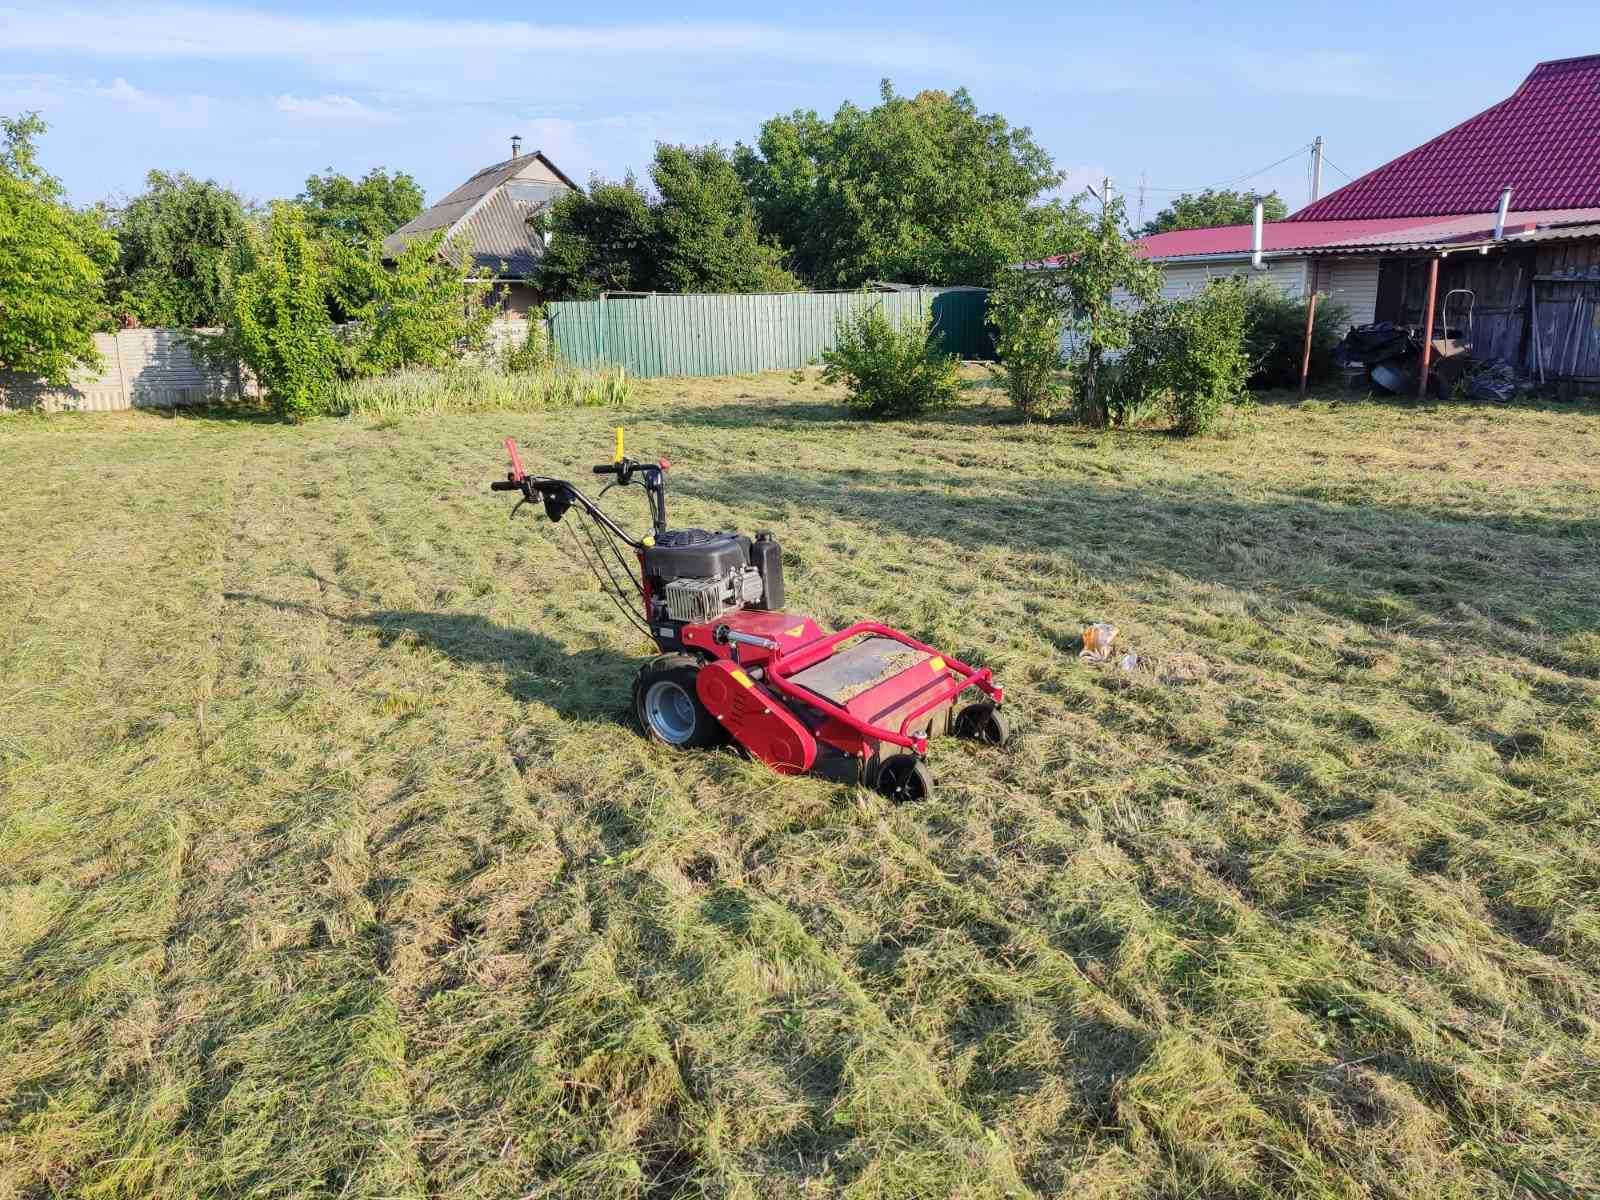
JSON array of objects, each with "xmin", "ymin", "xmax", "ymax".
[{"xmin": 1077, "ymin": 55, "xmax": 1600, "ymax": 387}]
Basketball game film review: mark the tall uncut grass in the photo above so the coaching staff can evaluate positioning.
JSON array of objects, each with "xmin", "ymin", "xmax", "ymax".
[{"xmin": 332, "ymin": 363, "xmax": 634, "ymax": 418}]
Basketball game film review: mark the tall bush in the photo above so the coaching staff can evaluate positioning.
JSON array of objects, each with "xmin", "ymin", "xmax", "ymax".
[
  {"xmin": 216, "ymin": 202, "xmax": 338, "ymax": 421},
  {"xmin": 986, "ymin": 267, "xmax": 1068, "ymax": 419},
  {"xmin": 337, "ymin": 232, "xmax": 495, "ymax": 377},
  {"xmin": 1016, "ymin": 198, "xmax": 1160, "ymax": 426},
  {"xmin": 821, "ymin": 303, "xmax": 959, "ymax": 420},
  {"xmin": 1243, "ymin": 280, "xmax": 1348, "ymax": 388},
  {"xmin": 1112, "ymin": 277, "xmax": 1253, "ymax": 436},
  {"xmin": 0, "ymin": 113, "xmax": 116, "ymax": 385}
]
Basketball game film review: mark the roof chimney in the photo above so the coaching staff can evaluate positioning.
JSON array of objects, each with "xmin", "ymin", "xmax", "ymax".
[
  {"xmin": 510, "ymin": 134, "xmax": 523, "ymax": 159},
  {"xmin": 1493, "ymin": 185, "xmax": 1513, "ymax": 240},
  {"xmin": 1251, "ymin": 199, "xmax": 1266, "ymax": 270}
]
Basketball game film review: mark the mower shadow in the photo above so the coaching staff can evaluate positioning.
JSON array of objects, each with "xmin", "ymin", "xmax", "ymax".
[{"xmin": 221, "ymin": 593, "xmax": 638, "ymax": 723}]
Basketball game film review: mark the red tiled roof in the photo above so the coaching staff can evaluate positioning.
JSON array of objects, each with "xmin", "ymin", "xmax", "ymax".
[
  {"xmin": 1123, "ymin": 208, "xmax": 1600, "ymax": 261},
  {"xmin": 1290, "ymin": 55, "xmax": 1600, "ymax": 221}
]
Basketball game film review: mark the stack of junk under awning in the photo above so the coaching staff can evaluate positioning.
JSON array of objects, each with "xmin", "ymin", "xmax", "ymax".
[{"xmin": 1332, "ymin": 288, "xmax": 1525, "ymax": 403}]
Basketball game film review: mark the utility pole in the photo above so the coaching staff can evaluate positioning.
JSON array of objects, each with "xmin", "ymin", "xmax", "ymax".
[
  {"xmin": 1101, "ymin": 176, "xmax": 1112, "ymax": 220},
  {"xmin": 1310, "ymin": 136, "xmax": 1325, "ymax": 203},
  {"xmin": 1136, "ymin": 171, "xmax": 1147, "ymax": 231}
]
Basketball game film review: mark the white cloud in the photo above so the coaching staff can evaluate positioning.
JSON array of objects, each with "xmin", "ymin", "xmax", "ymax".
[
  {"xmin": 0, "ymin": 2, "xmax": 960, "ymax": 70},
  {"xmin": 274, "ymin": 93, "xmax": 395, "ymax": 124}
]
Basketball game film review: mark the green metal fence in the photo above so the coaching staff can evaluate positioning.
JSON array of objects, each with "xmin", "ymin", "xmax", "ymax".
[{"xmin": 547, "ymin": 287, "xmax": 991, "ymax": 378}]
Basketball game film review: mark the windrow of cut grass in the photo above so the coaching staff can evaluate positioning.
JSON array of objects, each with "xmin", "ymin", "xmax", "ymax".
[
  {"xmin": 333, "ymin": 364, "xmax": 634, "ymax": 418},
  {"xmin": 2, "ymin": 373, "xmax": 1598, "ymax": 1199}
]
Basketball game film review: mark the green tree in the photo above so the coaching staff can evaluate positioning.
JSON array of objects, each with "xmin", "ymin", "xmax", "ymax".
[
  {"xmin": 298, "ymin": 167, "xmax": 424, "ymax": 248},
  {"xmin": 536, "ymin": 145, "xmax": 796, "ymax": 299},
  {"xmin": 215, "ymin": 202, "xmax": 338, "ymax": 421},
  {"xmin": 650, "ymin": 144, "xmax": 795, "ymax": 293},
  {"xmin": 1139, "ymin": 188, "xmax": 1288, "ymax": 236},
  {"xmin": 536, "ymin": 175, "xmax": 656, "ymax": 299},
  {"xmin": 0, "ymin": 113, "xmax": 116, "ymax": 385},
  {"xmin": 1115, "ymin": 278, "xmax": 1253, "ymax": 435},
  {"xmin": 107, "ymin": 170, "xmax": 247, "ymax": 327},
  {"xmin": 735, "ymin": 81, "xmax": 1072, "ymax": 287},
  {"xmin": 339, "ymin": 232, "xmax": 495, "ymax": 376}
]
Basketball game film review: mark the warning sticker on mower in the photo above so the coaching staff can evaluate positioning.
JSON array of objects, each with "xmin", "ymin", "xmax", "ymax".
[
  {"xmin": 730, "ymin": 669, "xmax": 754, "ymax": 688},
  {"xmin": 784, "ymin": 623, "xmax": 806, "ymax": 639}
]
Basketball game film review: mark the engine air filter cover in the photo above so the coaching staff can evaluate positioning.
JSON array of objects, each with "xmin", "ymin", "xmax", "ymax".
[{"xmin": 644, "ymin": 532, "xmax": 750, "ymax": 582}]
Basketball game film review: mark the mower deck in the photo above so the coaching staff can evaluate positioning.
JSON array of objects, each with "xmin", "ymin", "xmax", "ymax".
[{"xmin": 788, "ymin": 637, "xmax": 953, "ymax": 736}]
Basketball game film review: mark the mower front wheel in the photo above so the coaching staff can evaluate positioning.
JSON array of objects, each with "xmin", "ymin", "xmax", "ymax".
[
  {"xmin": 875, "ymin": 754, "xmax": 934, "ymax": 804},
  {"xmin": 954, "ymin": 701, "xmax": 1011, "ymax": 746},
  {"xmin": 634, "ymin": 655, "xmax": 725, "ymax": 749}
]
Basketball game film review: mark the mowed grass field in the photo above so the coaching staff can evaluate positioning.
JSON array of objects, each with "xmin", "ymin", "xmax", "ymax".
[{"xmin": 3, "ymin": 374, "xmax": 1599, "ymax": 1200}]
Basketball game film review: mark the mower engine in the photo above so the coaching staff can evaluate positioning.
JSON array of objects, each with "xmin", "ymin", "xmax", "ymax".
[
  {"xmin": 644, "ymin": 528, "xmax": 784, "ymax": 630},
  {"xmin": 663, "ymin": 565, "xmax": 764, "ymax": 623}
]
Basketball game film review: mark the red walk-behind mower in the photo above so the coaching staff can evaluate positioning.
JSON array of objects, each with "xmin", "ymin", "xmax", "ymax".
[{"xmin": 490, "ymin": 430, "xmax": 1009, "ymax": 802}]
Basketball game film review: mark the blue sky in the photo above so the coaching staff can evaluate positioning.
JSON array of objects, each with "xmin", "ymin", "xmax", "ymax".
[{"xmin": 4, "ymin": 0, "xmax": 1598, "ymax": 219}]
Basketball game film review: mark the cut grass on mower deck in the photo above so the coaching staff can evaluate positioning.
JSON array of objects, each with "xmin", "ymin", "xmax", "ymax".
[{"xmin": 3, "ymin": 375, "xmax": 1599, "ymax": 1200}]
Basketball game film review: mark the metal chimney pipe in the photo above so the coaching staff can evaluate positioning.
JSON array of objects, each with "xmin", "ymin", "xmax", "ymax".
[
  {"xmin": 511, "ymin": 134, "xmax": 523, "ymax": 159},
  {"xmin": 1493, "ymin": 185, "xmax": 1513, "ymax": 240},
  {"xmin": 1251, "ymin": 199, "xmax": 1265, "ymax": 270}
]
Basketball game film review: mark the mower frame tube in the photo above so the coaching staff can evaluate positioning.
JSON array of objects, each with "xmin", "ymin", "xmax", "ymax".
[{"xmin": 763, "ymin": 622, "xmax": 1003, "ymax": 755}]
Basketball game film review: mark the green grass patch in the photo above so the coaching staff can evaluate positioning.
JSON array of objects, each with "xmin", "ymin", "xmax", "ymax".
[{"xmin": 2, "ymin": 375, "xmax": 1598, "ymax": 1197}]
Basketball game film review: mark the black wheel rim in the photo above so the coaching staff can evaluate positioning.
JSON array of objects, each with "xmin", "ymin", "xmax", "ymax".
[{"xmin": 880, "ymin": 760, "xmax": 925, "ymax": 802}]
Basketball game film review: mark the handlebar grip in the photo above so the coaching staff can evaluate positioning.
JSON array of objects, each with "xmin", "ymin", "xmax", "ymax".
[
  {"xmin": 592, "ymin": 463, "xmax": 619, "ymax": 475},
  {"xmin": 490, "ymin": 480, "xmax": 522, "ymax": 491}
]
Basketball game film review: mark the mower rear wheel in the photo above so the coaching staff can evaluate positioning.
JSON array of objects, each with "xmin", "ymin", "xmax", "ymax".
[
  {"xmin": 875, "ymin": 754, "xmax": 934, "ymax": 804},
  {"xmin": 634, "ymin": 655, "xmax": 724, "ymax": 749},
  {"xmin": 954, "ymin": 701, "xmax": 1011, "ymax": 746}
]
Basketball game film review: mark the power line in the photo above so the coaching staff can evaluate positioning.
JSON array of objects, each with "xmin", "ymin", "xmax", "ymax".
[
  {"xmin": 1214, "ymin": 143, "xmax": 1314, "ymax": 190},
  {"xmin": 1127, "ymin": 143, "xmax": 1315, "ymax": 197},
  {"xmin": 1322, "ymin": 156, "xmax": 1359, "ymax": 182}
]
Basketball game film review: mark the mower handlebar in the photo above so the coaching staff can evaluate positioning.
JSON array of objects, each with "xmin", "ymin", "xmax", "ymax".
[{"xmin": 490, "ymin": 480, "xmax": 522, "ymax": 491}]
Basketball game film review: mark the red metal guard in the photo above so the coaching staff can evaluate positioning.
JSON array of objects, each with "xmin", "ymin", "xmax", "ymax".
[{"xmin": 763, "ymin": 622, "xmax": 1002, "ymax": 755}]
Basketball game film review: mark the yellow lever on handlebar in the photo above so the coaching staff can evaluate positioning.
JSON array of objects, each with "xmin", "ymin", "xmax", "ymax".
[{"xmin": 614, "ymin": 426, "xmax": 624, "ymax": 463}]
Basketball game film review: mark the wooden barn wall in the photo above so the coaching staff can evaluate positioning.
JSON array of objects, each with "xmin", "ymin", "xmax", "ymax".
[{"xmin": 1530, "ymin": 241, "xmax": 1600, "ymax": 383}]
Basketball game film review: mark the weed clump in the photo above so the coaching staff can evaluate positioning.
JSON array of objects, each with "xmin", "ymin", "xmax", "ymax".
[{"xmin": 822, "ymin": 305, "xmax": 960, "ymax": 420}]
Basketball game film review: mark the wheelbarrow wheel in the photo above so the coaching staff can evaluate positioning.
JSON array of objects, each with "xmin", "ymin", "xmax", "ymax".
[
  {"xmin": 954, "ymin": 701, "xmax": 1010, "ymax": 746},
  {"xmin": 875, "ymin": 754, "xmax": 934, "ymax": 804},
  {"xmin": 634, "ymin": 655, "xmax": 724, "ymax": 749}
]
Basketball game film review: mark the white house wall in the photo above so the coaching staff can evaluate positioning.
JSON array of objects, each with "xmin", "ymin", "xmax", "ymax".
[
  {"xmin": 1320, "ymin": 258, "xmax": 1380, "ymax": 326},
  {"xmin": 1149, "ymin": 258, "xmax": 1309, "ymax": 302},
  {"xmin": 1059, "ymin": 254, "xmax": 1379, "ymax": 356},
  {"xmin": 1148, "ymin": 256, "xmax": 1379, "ymax": 324}
]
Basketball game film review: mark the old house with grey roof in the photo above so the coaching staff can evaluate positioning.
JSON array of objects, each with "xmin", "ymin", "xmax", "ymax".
[{"xmin": 383, "ymin": 137, "xmax": 579, "ymax": 314}]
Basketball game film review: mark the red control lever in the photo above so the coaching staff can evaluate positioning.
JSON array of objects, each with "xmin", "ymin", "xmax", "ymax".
[{"xmin": 504, "ymin": 437, "xmax": 527, "ymax": 482}]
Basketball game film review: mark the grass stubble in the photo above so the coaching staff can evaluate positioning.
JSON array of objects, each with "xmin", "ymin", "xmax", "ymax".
[{"xmin": 2, "ymin": 373, "xmax": 1598, "ymax": 1198}]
